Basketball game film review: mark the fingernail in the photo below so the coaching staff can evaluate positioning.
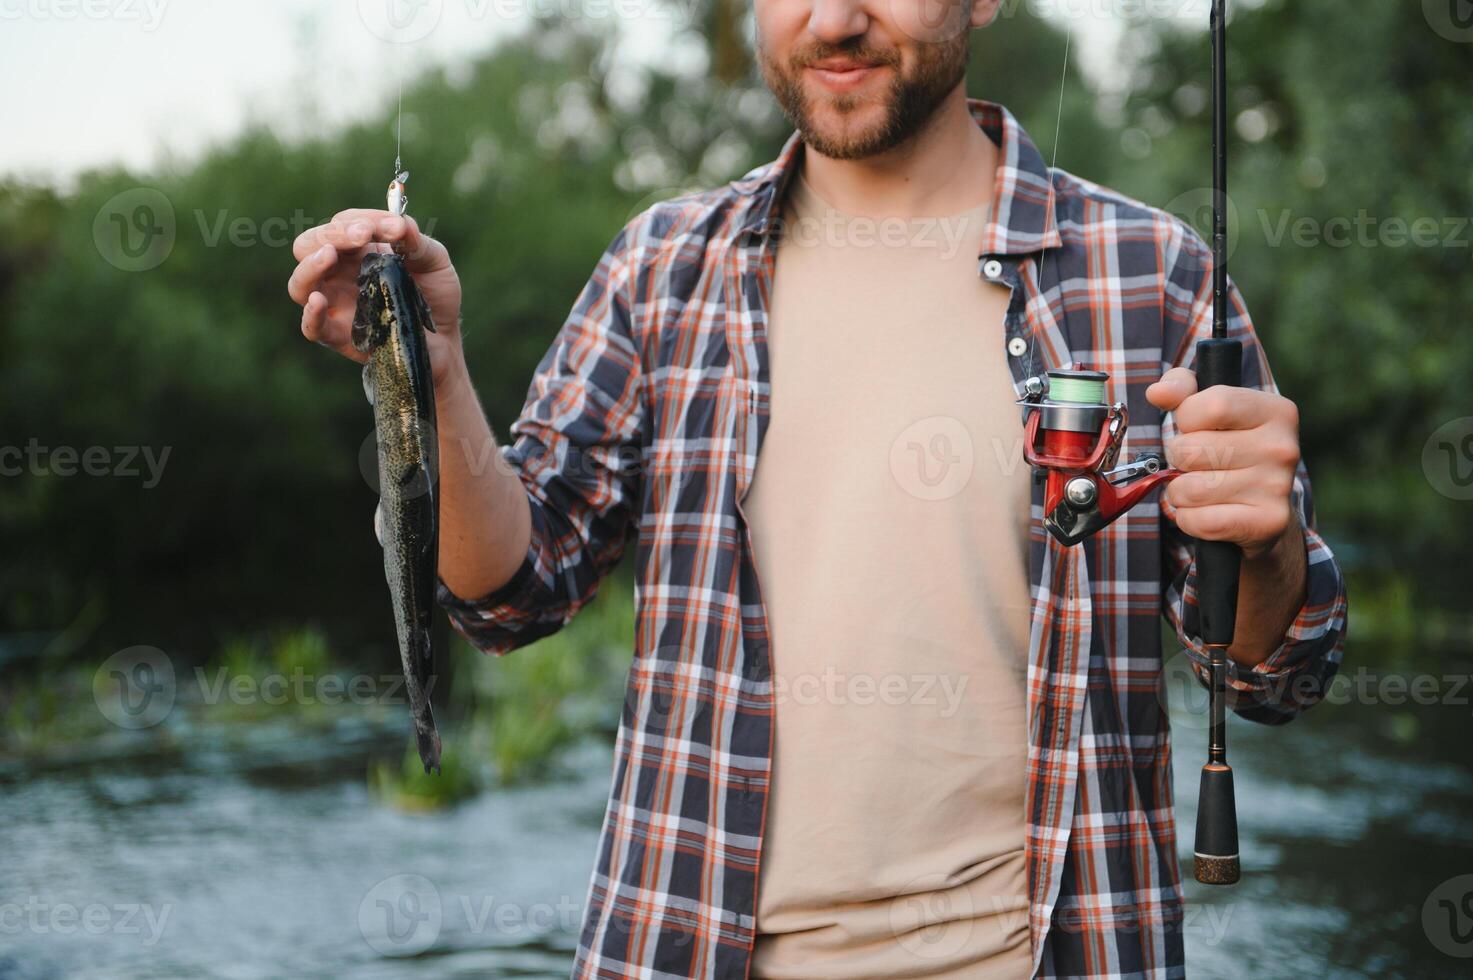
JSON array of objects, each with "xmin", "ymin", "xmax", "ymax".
[{"xmin": 316, "ymin": 243, "xmax": 333, "ymax": 259}]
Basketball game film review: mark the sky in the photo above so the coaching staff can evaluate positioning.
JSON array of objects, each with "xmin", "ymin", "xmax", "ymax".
[{"xmin": 0, "ymin": 0, "xmax": 1210, "ymax": 185}]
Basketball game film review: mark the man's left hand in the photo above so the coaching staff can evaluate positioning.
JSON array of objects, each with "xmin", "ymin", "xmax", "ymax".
[{"xmin": 1146, "ymin": 366, "xmax": 1301, "ymax": 561}]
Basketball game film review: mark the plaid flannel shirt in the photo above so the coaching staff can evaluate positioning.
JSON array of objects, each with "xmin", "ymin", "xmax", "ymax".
[{"xmin": 437, "ymin": 100, "xmax": 1348, "ymax": 979}]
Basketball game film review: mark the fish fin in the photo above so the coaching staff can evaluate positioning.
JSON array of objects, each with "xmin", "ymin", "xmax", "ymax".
[
  {"xmin": 373, "ymin": 501, "xmax": 384, "ymax": 547},
  {"xmin": 414, "ymin": 289, "xmax": 438, "ymax": 333},
  {"xmin": 415, "ymin": 625, "xmax": 435, "ymax": 683},
  {"xmin": 350, "ymin": 297, "xmax": 373, "ymax": 352},
  {"xmin": 399, "ymin": 460, "xmax": 436, "ymax": 504},
  {"xmin": 361, "ymin": 363, "xmax": 375, "ymax": 406}
]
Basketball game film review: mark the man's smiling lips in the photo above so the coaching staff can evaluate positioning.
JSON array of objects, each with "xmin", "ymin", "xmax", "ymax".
[{"xmin": 804, "ymin": 57, "xmax": 889, "ymax": 93}]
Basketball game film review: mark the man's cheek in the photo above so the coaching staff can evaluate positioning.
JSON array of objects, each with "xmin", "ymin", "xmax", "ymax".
[
  {"xmin": 887, "ymin": 0, "xmax": 969, "ymax": 45},
  {"xmin": 751, "ymin": 0, "xmax": 796, "ymax": 58}
]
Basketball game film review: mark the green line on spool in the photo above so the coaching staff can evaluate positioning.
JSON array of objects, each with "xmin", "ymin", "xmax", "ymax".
[{"xmin": 1049, "ymin": 375, "xmax": 1106, "ymax": 405}]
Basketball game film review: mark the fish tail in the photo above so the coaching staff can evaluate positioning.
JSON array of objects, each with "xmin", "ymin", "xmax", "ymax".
[
  {"xmin": 416, "ymin": 722, "xmax": 442, "ymax": 776},
  {"xmin": 411, "ymin": 624, "xmax": 441, "ymax": 775}
]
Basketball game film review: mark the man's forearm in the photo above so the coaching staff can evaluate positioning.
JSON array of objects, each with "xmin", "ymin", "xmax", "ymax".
[
  {"xmin": 1226, "ymin": 511, "xmax": 1308, "ymax": 668},
  {"xmin": 434, "ymin": 353, "xmax": 533, "ymax": 600}
]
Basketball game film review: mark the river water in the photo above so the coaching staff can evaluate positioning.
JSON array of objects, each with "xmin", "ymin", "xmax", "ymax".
[{"xmin": 2, "ymin": 671, "xmax": 1470, "ymax": 979}]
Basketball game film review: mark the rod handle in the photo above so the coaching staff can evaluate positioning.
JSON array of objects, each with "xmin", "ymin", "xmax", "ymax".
[{"xmin": 1193, "ymin": 338, "xmax": 1243, "ymax": 646}]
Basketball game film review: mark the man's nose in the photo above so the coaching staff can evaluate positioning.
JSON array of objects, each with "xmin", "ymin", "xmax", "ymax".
[{"xmin": 806, "ymin": 0, "xmax": 871, "ymax": 45}]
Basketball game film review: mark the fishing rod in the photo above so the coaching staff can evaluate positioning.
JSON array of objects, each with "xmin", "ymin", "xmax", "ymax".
[
  {"xmin": 1191, "ymin": 0, "xmax": 1243, "ymax": 887},
  {"xmin": 1015, "ymin": 2, "xmax": 1245, "ymax": 884}
]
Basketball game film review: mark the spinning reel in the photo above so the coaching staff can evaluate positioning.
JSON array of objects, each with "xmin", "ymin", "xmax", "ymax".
[{"xmin": 1018, "ymin": 367, "xmax": 1181, "ymax": 546}]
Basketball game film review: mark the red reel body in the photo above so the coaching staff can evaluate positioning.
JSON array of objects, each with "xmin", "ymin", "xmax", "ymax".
[{"xmin": 1020, "ymin": 368, "xmax": 1180, "ymax": 546}]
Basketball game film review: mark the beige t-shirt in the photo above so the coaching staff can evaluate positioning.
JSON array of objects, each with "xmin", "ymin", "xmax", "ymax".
[{"xmin": 745, "ymin": 170, "xmax": 1034, "ymax": 979}]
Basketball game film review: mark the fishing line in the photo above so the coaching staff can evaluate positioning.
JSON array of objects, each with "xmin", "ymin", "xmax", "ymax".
[
  {"xmin": 1021, "ymin": 19, "xmax": 1072, "ymax": 386},
  {"xmin": 386, "ymin": 39, "xmax": 410, "ymax": 235}
]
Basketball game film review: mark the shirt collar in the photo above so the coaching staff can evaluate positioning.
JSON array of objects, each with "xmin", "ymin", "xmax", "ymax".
[{"xmin": 735, "ymin": 98, "xmax": 1063, "ymax": 257}]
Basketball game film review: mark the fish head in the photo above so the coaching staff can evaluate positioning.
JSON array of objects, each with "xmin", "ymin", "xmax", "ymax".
[{"xmin": 351, "ymin": 252, "xmax": 402, "ymax": 352}]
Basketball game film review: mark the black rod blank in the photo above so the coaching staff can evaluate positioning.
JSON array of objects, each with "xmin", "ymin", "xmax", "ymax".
[{"xmin": 1193, "ymin": 0, "xmax": 1243, "ymax": 887}]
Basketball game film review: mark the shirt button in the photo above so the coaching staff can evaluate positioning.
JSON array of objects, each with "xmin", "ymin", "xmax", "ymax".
[
  {"xmin": 983, "ymin": 259, "xmax": 1005, "ymax": 280},
  {"xmin": 1008, "ymin": 336, "xmax": 1028, "ymax": 357}
]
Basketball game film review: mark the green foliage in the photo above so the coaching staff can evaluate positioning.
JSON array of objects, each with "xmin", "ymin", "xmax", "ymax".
[
  {"xmin": 369, "ymin": 741, "xmax": 482, "ymax": 812},
  {"xmin": 364, "ymin": 572, "xmax": 634, "ymax": 806},
  {"xmin": 458, "ymin": 571, "xmax": 634, "ymax": 784},
  {"xmin": 269, "ymin": 626, "xmax": 331, "ymax": 678},
  {"xmin": 0, "ymin": 4, "xmax": 1465, "ymax": 731},
  {"xmin": 0, "ymin": 20, "xmax": 785, "ymax": 658},
  {"xmin": 1112, "ymin": 0, "xmax": 1473, "ymax": 626},
  {"xmin": 969, "ymin": 10, "xmax": 1111, "ymax": 174},
  {"xmin": 1, "ymin": 664, "xmax": 92, "ymax": 756}
]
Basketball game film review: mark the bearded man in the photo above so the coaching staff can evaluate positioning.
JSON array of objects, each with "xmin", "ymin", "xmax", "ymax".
[{"xmin": 287, "ymin": 2, "xmax": 1347, "ymax": 976}]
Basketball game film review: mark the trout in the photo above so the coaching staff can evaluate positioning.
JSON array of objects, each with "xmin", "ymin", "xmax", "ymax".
[{"xmin": 352, "ymin": 250, "xmax": 442, "ymax": 774}]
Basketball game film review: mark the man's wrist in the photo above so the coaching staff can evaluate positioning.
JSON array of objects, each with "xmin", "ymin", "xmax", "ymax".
[
  {"xmin": 435, "ymin": 344, "xmax": 473, "ymax": 410},
  {"xmin": 1244, "ymin": 509, "xmax": 1305, "ymax": 568}
]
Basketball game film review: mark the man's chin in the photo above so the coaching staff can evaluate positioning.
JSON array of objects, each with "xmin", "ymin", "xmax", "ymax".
[{"xmin": 799, "ymin": 100, "xmax": 894, "ymax": 160}]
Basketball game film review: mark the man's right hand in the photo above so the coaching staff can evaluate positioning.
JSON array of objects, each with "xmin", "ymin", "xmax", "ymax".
[
  {"xmin": 287, "ymin": 209, "xmax": 466, "ymax": 390},
  {"xmin": 289, "ymin": 207, "xmax": 534, "ymax": 600}
]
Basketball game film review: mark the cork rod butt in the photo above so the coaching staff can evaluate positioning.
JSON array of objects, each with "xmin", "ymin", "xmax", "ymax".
[
  {"xmin": 1194, "ymin": 852, "xmax": 1241, "ymax": 886},
  {"xmin": 1193, "ymin": 762, "xmax": 1241, "ymax": 885}
]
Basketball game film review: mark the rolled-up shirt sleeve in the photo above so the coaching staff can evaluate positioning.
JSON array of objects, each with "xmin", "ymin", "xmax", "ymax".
[
  {"xmin": 1158, "ymin": 222, "xmax": 1349, "ymax": 724},
  {"xmin": 1164, "ymin": 459, "xmax": 1348, "ymax": 724},
  {"xmin": 436, "ymin": 220, "xmax": 645, "ymax": 656}
]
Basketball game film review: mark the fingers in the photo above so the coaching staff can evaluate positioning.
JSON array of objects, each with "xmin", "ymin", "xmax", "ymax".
[
  {"xmin": 299, "ymin": 290, "xmax": 330, "ymax": 343},
  {"xmin": 1165, "ymin": 465, "xmax": 1295, "ymax": 510},
  {"xmin": 1165, "ymin": 424, "xmax": 1299, "ymax": 470},
  {"xmin": 1150, "ymin": 362, "xmax": 1287, "ymax": 441},
  {"xmin": 290, "ymin": 241, "xmax": 358, "ymax": 357},
  {"xmin": 287, "ymin": 243, "xmax": 339, "ymax": 306},
  {"xmin": 293, "ymin": 211, "xmax": 449, "ymax": 271},
  {"xmin": 289, "ymin": 208, "xmax": 455, "ymax": 365},
  {"xmin": 292, "ymin": 216, "xmax": 378, "ymax": 260},
  {"xmin": 398, "ymin": 224, "xmax": 452, "ymax": 274},
  {"xmin": 353, "ymin": 211, "xmax": 451, "ymax": 273},
  {"xmin": 1164, "ymin": 428, "xmax": 1257, "ymax": 472},
  {"xmin": 1174, "ymin": 384, "xmax": 1276, "ymax": 434},
  {"xmin": 299, "ymin": 290, "xmax": 367, "ymax": 362},
  {"xmin": 1170, "ymin": 500, "xmax": 1293, "ymax": 548},
  {"xmin": 1145, "ymin": 367, "xmax": 1197, "ymax": 412},
  {"xmin": 330, "ymin": 206, "xmax": 395, "ymax": 226}
]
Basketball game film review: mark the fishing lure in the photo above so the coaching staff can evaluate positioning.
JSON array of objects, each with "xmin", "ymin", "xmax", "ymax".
[{"xmin": 387, "ymin": 170, "xmax": 408, "ymax": 219}]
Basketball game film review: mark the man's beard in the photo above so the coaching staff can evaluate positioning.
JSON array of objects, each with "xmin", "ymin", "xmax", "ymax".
[{"xmin": 758, "ymin": 32, "xmax": 971, "ymax": 161}]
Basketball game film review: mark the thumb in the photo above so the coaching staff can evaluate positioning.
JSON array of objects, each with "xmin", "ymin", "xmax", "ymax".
[{"xmin": 1146, "ymin": 367, "xmax": 1198, "ymax": 413}]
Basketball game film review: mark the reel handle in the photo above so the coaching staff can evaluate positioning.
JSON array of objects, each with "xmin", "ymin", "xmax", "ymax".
[{"xmin": 1192, "ymin": 336, "xmax": 1243, "ymax": 886}]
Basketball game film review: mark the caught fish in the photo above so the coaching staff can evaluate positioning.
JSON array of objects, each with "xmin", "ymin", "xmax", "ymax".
[{"xmin": 352, "ymin": 249, "xmax": 442, "ymax": 774}]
